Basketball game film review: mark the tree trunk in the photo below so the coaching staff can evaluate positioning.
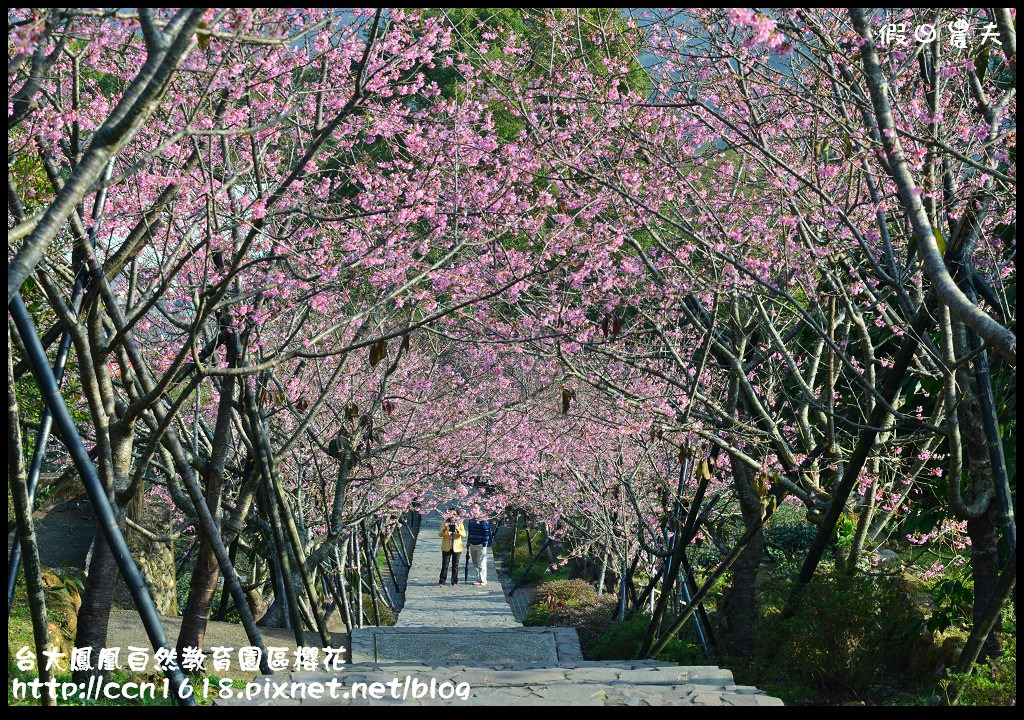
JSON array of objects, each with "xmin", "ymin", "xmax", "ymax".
[
  {"xmin": 955, "ymin": 548, "xmax": 1016, "ymax": 681},
  {"xmin": 967, "ymin": 506, "xmax": 1002, "ymax": 660},
  {"xmin": 176, "ymin": 364, "xmax": 235, "ymax": 653},
  {"xmin": 176, "ymin": 540, "xmax": 221, "ymax": 657},
  {"xmin": 953, "ymin": 315, "xmax": 1002, "ymax": 661},
  {"xmin": 72, "ymin": 532, "xmax": 119, "ymax": 684},
  {"xmin": 117, "ymin": 487, "xmax": 178, "ymax": 616},
  {"xmin": 73, "ymin": 414, "xmax": 135, "ymax": 684},
  {"xmin": 722, "ymin": 458, "xmax": 764, "ymax": 658}
]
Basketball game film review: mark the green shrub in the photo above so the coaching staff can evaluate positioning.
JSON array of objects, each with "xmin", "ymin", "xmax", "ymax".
[
  {"xmin": 926, "ymin": 570, "xmax": 973, "ymax": 633},
  {"xmin": 753, "ymin": 569, "xmax": 925, "ymax": 700},
  {"xmin": 687, "ymin": 542, "xmax": 724, "ymax": 572},
  {"xmin": 513, "ymin": 563, "xmax": 571, "ymax": 586},
  {"xmin": 496, "ymin": 527, "xmax": 572, "ymax": 586},
  {"xmin": 764, "ymin": 523, "xmax": 817, "ymax": 555},
  {"xmin": 524, "ymin": 602, "xmax": 553, "ymax": 626},
  {"xmin": 550, "ymin": 595, "xmax": 619, "ymax": 658},
  {"xmin": 535, "ymin": 578, "xmax": 598, "ymax": 606},
  {"xmin": 524, "ymin": 578, "xmax": 598, "ymax": 625},
  {"xmin": 360, "ymin": 593, "xmax": 397, "ymax": 626},
  {"xmin": 523, "ymin": 578, "xmax": 619, "ymax": 658},
  {"xmin": 942, "ymin": 615, "xmax": 1015, "ymax": 706},
  {"xmin": 592, "ymin": 613, "xmax": 703, "ymax": 664}
]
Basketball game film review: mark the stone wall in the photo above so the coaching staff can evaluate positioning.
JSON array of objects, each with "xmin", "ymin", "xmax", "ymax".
[{"xmin": 115, "ymin": 495, "xmax": 178, "ymax": 616}]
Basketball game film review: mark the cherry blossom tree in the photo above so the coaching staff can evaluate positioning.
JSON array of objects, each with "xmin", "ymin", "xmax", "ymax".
[{"xmin": 7, "ymin": 8, "xmax": 1016, "ymax": 699}]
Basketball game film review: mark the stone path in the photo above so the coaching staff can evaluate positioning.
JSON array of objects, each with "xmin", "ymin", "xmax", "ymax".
[
  {"xmin": 352, "ymin": 626, "xmax": 582, "ymax": 665},
  {"xmin": 7, "ymin": 494, "xmax": 97, "ymax": 570},
  {"xmin": 351, "ymin": 511, "xmax": 579, "ymax": 665},
  {"xmin": 105, "ymin": 609, "xmax": 347, "ymax": 680},
  {"xmin": 231, "ymin": 661, "xmax": 783, "ymax": 706},
  {"xmin": 218, "ymin": 510, "xmax": 784, "ymax": 706},
  {"xmin": 396, "ymin": 511, "xmax": 520, "ymax": 628}
]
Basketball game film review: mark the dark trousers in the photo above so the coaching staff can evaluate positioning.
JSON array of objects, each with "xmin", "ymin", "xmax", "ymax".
[{"xmin": 440, "ymin": 550, "xmax": 460, "ymax": 584}]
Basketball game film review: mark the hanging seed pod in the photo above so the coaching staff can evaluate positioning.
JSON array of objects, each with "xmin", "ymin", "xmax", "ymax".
[
  {"xmin": 561, "ymin": 388, "xmax": 577, "ymax": 414},
  {"xmin": 697, "ymin": 459, "xmax": 712, "ymax": 481},
  {"xmin": 328, "ymin": 435, "xmax": 343, "ymax": 458},
  {"xmin": 401, "ymin": 333, "xmax": 411, "ymax": 352},
  {"xmin": 369, "ymin": 339, "xmax": 387, "ymax": 367},
  {"xmin": 612, "ymin": 314, "xmax": 622, "ymax": 336},
  {"xmin": 754, "ymin": 473, "xmax": 769, "ymax": 501}
]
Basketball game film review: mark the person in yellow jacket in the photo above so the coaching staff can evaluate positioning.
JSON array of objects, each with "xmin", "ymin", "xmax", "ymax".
[{"xmin": 439, "ymin": 509, "xmax": 467, "ymax": 586}]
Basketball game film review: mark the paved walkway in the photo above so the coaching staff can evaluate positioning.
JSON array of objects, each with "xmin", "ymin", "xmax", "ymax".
[
  {"xmin": 397, "ymin": 511, "xmax": 519, "ymax": 628},
  {"xmin": 349, "ymin": 511, "xmax": 581, "ymax": 665},
  {"xmin": 105, "ymin": 609, "xmax": 347, "ymax": 680},
  {"xmin": 230, "ymin": 661, "xmax": 784, "ymax": 706},
  {"xmin": 219, "ymin": 510, "xmax": 785, "ymax": 706}
]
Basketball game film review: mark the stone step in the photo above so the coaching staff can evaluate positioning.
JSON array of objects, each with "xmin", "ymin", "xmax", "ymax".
[
  {"xmin": 350, "ymin": 625, "xmax": 583, "ymax": 664},
  {"xmin": 292, "ymin": 661, "xmax": 734, "ymax": 685},
  {"xmin": 215, "ymin": 663, "xmax": 780, "ymax": 706}
]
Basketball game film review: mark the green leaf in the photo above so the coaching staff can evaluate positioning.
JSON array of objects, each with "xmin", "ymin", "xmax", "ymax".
[
  {"xmin": 933, "ymin": 226, "xmax": 946, "ymax": 257},
  {"xmin": 197, "ymin": 20, "xmax": 210, "ymax": 51},
  {"xmin": 906, "ymin": 236, "xmax": 917, "ymax": 265},
  {"xmin": 973, "ymin": 43, "xmax": 989, "ymax": 83},
  {"xmin": 903, "ymin": 506, "xmax": 943, "ymax": 535}
]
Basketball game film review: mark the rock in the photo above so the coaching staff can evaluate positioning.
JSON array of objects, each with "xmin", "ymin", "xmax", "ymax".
[
  {"xmin": 114, "ymin": 494, "xmax": 178, "ymax": 616},
  {"xmin": 940, "ymin": 634, "xmax": 965, "ymax": 668},
  {"xmin": 910, "ymin": 630, "xmax": 966, "ymax": 684}
]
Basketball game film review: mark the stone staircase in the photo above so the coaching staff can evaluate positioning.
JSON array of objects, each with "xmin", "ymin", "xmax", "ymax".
[
  {"xmin": 222, "ymin": 657, "xmax": 781, "ymax": 706},
  {"xmin": 217, "ymin": 510, "xmax": 782, "ymax": 706}
]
